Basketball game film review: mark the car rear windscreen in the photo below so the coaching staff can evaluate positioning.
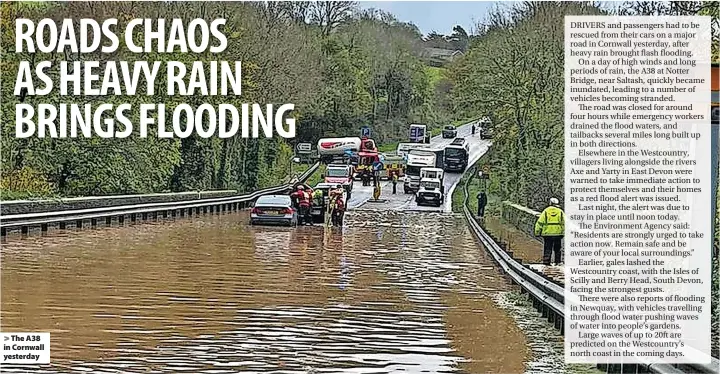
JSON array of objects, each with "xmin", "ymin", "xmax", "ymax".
[
  {"xmin": 256, "ymin": 196, "xmax": 290, "ymax": 205},
  {"xmin": 326, "ymin": 168, "xmax": 348, "ymax": 177}
]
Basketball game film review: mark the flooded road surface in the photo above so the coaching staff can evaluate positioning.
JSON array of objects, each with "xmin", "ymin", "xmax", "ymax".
[{"xmin": 2, "ymin": 210, "xmax": 530, "ymax": 373}]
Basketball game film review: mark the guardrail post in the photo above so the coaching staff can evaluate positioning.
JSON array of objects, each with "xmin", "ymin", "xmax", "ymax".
[
  {"xmin": 118, "ymin": 215, "xmax": 125, "ymax": 225},
  {"xmin": 179, "ymin": 209, "xmax": 185, "ymax": 217},
  {"xmin": 106, "ymin": 216, "xmax": 112, "ymax": 225},
  {"xmin": 41, "ymin": 223, "xmax": 48, "ymax": 233},
  {"xmin": 91, "ymin": 218, "xmax": 97, "ymax": 228},
  {"xmin": 1, "ymin": 227, "xmax": 6, "ymax": 237},
  {"xmin": 59, "ymin": 222, "xmax": 66, "ymax": 229},
  {"xmin": 131, "ymin": 213, "xmax": 137, "ymax": 222},
  {"xmin": 21, "ymin": 226, "xmax": 29, "ymax": 235},
  {"xmin": 142, "ymin": 212, "xmax": 148, "ymax": 220},
  {"xmin": 75, "ymin": 219, "xmax": 83, "ymax": 229},
  {"xmin": 171, "ymin": 210, "xmax": 176, "ymax": 218}
]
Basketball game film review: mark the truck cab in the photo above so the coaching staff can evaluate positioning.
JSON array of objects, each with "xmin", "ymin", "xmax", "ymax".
[
  {"xmin": 420, "ymin": 167, "xmax": 445, "ymax": 193},
  {"xmin": 360, "ymin": 137, "xmax": 377, "ymax": 152},
  {"xmin": 415, "ymin": 178, "xmax": 444, "ymax": 207},
  {"xmin": 443, "ymin": 143, "xmax": 469, "ymax": 172},
  {"xmin": 322, "ymin": 164, "xmax": 354, "ymax": 197},
  {"xmin": 404, "ymin": 150, "xmax": 436, "ymax": 194}
]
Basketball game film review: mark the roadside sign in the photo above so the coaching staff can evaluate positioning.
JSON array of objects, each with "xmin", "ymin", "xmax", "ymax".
[
  {"xmin": 296, "ymin": 143, "xmax": 312, "ymax": 154},
  {"xmin": 361, "ymin": 126, "xmax": 371, "ymax": 138}
]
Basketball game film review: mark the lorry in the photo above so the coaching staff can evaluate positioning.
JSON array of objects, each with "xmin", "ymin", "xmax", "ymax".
[
  {"xmin": 322, "ymin": 164, "xmax": 354, "ymax": 199},
  {"xmin": 396, "ymin": 142, "xmax": 432, "ymax": 158},
  {"xmin": 443, "ymin": 142, "xmax": 470, "ymax": 172},
  {"xmin": 317, "ymin": 136, "xmax": 378, "ymax": 164},
  {"xmin": 409, "ymin": 124, "xmax": 430, "ymax": 143},
  {"xmin": 317, "ymin": 137, "xmax": 361, "ymax": 163},
  {"xmin": 404, "ymin": 149, "xmax": 437, "ymax": 194}
]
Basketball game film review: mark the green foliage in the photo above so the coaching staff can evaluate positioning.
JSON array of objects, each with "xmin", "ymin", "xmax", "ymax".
[
  {"xmin": 1, "ymin": 2, "xmax": 453, "ymax": 199},
  {"xmin": 0, "ymin": 167, "xmax": 55, "ymax": 200},
  {"xmin": 450, "ymin": 1, "xmax": 717, "ymax": 211}
]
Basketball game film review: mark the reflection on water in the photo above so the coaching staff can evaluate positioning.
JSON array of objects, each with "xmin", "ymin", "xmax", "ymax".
[{"xmin": 2, "ymin": 210, "xmax": 532, "ymax": 373}]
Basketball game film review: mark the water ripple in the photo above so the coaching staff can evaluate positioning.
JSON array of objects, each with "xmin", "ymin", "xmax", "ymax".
[{"xmin": 2, "ymin": 211, "xmax": 540, "ymax": 373}]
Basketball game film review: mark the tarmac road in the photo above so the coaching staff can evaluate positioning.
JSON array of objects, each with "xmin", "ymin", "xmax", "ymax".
[{"xmin": 350, "ymin": 122, "xmax": 490, "ymax": 213}]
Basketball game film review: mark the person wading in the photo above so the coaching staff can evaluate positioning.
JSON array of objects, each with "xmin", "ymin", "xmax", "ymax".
[
  {"xmin": 332, "ymin": 187, "xmax": 346, "ymax": 227},
  {"xmin": 292, "ymin": 185, "xmax": 312, "ymax": 226},
  {"xmin": 534, "ymin": 197, "xmax": 565, "ymax": 266}
]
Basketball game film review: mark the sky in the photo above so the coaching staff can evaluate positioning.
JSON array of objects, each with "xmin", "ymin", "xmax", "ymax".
[{"xmin": 361, "ymin": 1, "xmax": 498, "ymax": 36}]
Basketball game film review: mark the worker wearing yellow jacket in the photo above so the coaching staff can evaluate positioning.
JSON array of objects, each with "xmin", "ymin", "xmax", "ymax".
[{"xmin": 534, "ymin": 197, "xmax": 565, "ymax": 266}]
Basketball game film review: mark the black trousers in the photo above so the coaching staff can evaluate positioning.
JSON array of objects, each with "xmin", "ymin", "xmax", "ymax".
[
  {"xmin": 298, "ymin": 206, "xmax": 310, "ymax": 224},
  {"xmin": 477, "ymin": 204, "xmax": 485, "ymax": 217},
  {"xmin": 543, "ymin": 236, "xmax": 563, "ymax": 265},
  {"xmin": 392, "ymin": 182, "xmax": 397, "ymax": 194},
  {"xmin": 332, "ymin": 211, "xmax": 344, "ymax": 226}
]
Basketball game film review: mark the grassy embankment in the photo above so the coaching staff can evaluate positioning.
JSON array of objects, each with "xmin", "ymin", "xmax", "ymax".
[{"xmin": 454, "ymin": 149, "xmax": 720, "ymax": 357}]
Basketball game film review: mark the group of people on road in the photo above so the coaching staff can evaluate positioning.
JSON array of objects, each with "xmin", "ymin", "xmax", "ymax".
[{"xmin": 290, "ymin": 183, "xmax": 345, "ymax": 227}]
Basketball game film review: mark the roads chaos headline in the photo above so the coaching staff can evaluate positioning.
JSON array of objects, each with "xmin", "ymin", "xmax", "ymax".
[{"xmin": 13, "ymin": 18, "xmax": 296, "ymax": 139}]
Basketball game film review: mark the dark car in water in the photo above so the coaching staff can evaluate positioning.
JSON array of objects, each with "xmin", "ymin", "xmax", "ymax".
[
  {"xmin": 442, "ymin": 125, "xmax": 457, "ymax": 139},
  {"xmin": 250, "ymin": 195, "xmax": 298, "ymax": 227}
]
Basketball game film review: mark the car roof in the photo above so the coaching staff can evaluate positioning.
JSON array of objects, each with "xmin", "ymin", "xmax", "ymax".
[{"xmin": 256, "ymin": 195, "xmax": 291, "ymax": 203}]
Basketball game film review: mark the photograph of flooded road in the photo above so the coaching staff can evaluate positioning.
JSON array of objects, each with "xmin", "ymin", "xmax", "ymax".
[{"xmin": 1, "ymin": 211, "xmax": 542, "ymax": 373}]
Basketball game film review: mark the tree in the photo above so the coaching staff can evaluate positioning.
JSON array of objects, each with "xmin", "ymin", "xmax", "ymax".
[
  {"xmin": 310, "ymin": 1, "xmax": 357, "ymax": 36},
  {"xmin": 447, "ymin": 25, "xmax": 469, "ymax": 51}
]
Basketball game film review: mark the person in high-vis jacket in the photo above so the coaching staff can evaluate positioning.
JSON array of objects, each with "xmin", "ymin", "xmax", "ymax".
[{"xmin": 534, "ymin": 197, "xmax": 565, "ymax": 266}]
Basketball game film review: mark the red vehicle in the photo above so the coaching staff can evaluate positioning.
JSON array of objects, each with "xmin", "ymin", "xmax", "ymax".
[
  {"xmin": 360, "ymin": 137, "xmax": 377, "ymax": 152},
  {"xmin": 322, "ymin": 164, "xmax": 354, "ymax": 198}
]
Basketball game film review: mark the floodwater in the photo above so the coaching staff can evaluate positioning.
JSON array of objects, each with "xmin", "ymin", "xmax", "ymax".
[{"xmin": 1, "ymin": 210, "xmax": 531, "ymax": 373}]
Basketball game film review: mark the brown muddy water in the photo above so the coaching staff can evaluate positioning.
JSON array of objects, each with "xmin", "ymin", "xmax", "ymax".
[{"xmin": 2, "ymin": 210, "xmax": 541, "ymax": 373}]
